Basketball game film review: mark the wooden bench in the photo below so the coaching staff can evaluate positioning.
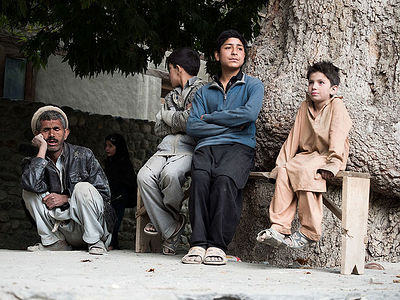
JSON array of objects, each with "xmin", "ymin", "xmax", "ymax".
[
  {"xmin": 249, "ymin": 170, "xmax": 370, "ymax": 275},
  {"xmin": 135, "ymin": 170, "xmax": 370, "ymax": 275}
]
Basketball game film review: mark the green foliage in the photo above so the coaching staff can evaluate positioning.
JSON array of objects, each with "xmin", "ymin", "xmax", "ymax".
[{"xmin": 1, "ymin": 0, "xmax": 267, "ymax": 77}]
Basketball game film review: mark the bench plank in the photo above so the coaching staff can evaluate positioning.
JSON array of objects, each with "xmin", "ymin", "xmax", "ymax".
[{"xmin": 336, "ymin": 171, "xmax": 370, "ymax": 179}]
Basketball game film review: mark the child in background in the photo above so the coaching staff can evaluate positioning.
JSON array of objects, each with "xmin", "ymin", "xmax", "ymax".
[{"xmin": 104, "ymin": 133, "xmax": 137, "ymax": 250}]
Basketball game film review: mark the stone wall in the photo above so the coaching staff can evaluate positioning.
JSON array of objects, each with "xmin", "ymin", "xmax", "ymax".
[{"xmin": 0, "ymin": 98, "xmax": 161, "ymax": 250}]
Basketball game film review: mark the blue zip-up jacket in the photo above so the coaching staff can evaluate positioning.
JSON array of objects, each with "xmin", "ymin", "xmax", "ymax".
[{"xmin": 187, "ymin": 74, "xmax": 264, "ymax": 150}]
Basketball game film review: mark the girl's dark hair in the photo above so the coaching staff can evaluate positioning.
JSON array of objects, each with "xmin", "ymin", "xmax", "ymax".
[
  {"xmin": 307, "ymin": 61, "xmax": 340, "ymax": 86},
  {"xmin": 166, "ymin": 47, "xmax": 200, "ymax": 76},
  {"xmin": 105, "ymin": 133, "xmax": 129, "ymax": 159}
]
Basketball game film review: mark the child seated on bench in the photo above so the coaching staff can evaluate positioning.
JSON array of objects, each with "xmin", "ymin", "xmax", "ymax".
[
  {"xmin": 137, "ymin": 48, "xmax": 205, "ymax": 255},
  {"xmin": 257, "ymin": 61, "xmax": 352, "ymax": 249}
]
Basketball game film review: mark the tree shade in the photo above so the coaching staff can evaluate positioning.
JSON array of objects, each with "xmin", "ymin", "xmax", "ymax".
[{"xmin": 1, "ymin": 0, "xmax": 267, "ymax": 77}]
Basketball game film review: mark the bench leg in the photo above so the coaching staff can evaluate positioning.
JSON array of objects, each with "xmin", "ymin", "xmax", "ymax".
[
  {"xmin": 340, "ymin": 176, "xmax": 370, "ymax": 275},
  {"xmin": 135, "ymin": 189, "xmax": 161, "ymax": 253}
]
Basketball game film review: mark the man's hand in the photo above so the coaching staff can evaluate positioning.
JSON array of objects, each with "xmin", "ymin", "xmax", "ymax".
[
  {"xmin": 42, "ymin": 193, "xmax": 68, "ymax": 210},
  {"xmin": 318, "ymin": 169, "xmax": 334, "ymax": 180},
  {"xmin": 32, "ymin": 133, "xmax": 47, "ymax": 149},
  {"xmin": 32, "ymin": 133, "xmax": 47, "ymax": 159}
]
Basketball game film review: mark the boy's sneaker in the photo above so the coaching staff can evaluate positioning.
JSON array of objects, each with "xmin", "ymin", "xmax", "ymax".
[
  {"xmin": 256, "ymin": 228, "xmax": 289, "ymax": 248},
  {"xmin": 286, "ymin": 230, "xmax": 316, "ymax": 249},
  {"xmin": 27, "ymin": 240, "xmax": 72, "ymax": 252}
]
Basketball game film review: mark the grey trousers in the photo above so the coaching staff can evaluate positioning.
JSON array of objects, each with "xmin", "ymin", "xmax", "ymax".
[
  {"xmin": 22, "ymin": 182, "xmax": 111, "ymax": 248},
  {"xmin": 137, "ymin": 154, "xmax": 191, "ymax": 240}
]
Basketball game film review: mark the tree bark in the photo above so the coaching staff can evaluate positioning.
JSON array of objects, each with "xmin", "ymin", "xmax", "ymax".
[{"xmin": 247, "ymin": 0, "xmax": 400, "ymax": 198}]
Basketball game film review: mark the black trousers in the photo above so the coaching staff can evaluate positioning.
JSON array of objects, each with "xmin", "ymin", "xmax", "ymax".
[{"xmin": 189, "ymin": 144, "xmax": 254, "ymax": 251}]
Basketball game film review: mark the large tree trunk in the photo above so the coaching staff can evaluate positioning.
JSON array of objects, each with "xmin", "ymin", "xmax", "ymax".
[
  {"xmin": 229, "ymin": 0, "xmax": 400, "ymax": 266},
  {"xmin": 249, "ymin": 0, "xmax": 400, "ymax": 197}
]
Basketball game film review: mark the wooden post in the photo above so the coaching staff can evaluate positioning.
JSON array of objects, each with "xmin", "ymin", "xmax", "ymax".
[{"xmin": 340, "ymin": 174, "xmax": 370, "ymax": 275}]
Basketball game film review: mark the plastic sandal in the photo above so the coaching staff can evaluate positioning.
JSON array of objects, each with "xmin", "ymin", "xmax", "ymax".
[
  {"xmin": 162, "ymin": 214, "xmax": 186, "ymax": 255},
  {"xmin": 203, "ymin": 247, "xmax": 227, "ymax": 265},
  {"xmin": 182, "ymin": 246, "xmax": 206, "ymax": 264},
  {"xmin": 286, "ymin": 230, "xmax": 316, "ymax": 249},
  {"xmin": 143, "ymin": 222, "xmax": 158, "ymax": 235},
  {"xmin": 256, "ymin": 228, "xmax": 288, "ymax": 248}
]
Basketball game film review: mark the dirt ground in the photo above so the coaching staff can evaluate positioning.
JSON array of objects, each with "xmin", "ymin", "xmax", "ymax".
[{"xmin": 0, "ymin": 249, "xmax": 399, "ymax": 300}]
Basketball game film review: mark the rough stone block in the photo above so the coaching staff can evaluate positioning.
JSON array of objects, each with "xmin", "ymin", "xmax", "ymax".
[
  {"xmin": 0, "ymin": 190, "xmax": 7, "ymax": 201},
  {"xmin": 0, "ymin": 223, "xmax": 11, "ymax": 233},
  {"xmin": 0, "ymin": 200, "xmax": 13, "ymax": 210},
  {"xmin": 0, "ymin": 211, "xmax": 9, "ymax": 223},
  {"xmin": 11, "ymin": 220, "xmax": 19, "ymax": 230},
  {"xmin": 8, "ymin": 209, "xmax": 28, "ymax": 220},
  {"xmin": 141, "ymin": 124, "xmax": 152, "ymax": 134}
]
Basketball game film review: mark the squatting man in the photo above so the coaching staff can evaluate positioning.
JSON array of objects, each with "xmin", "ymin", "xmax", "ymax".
[{"xmin": 21, "ymin": 106, "xmax": 115, "ymax": 255}]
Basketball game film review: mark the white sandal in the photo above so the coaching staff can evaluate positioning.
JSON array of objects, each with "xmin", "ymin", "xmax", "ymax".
[
  {"xmin": 203, "ymin": 247, "xmax": 227, "ymax": 265},
  {"xmin": 181, "ymin": 246, "xmax": 206, "ymax": 264}
]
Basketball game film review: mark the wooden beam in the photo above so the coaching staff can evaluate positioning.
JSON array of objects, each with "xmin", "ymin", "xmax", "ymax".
[
  {"xmin": 249, "ymin": 171, "xmax": 271, "ymax": 179},
  {"xmin": 322, "ymin": 195, "xmax": 342, "ymax": 220}
]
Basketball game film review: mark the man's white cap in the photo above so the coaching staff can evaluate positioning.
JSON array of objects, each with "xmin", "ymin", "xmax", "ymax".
[{"xmin": 31, "ymin": 105, "xmax": 69, "ymax": 134}]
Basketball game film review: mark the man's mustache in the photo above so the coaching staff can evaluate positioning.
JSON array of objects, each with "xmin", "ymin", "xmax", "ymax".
[{"xmin": 46, "ymin": 138, "xmax": 58, "ymax": 143}]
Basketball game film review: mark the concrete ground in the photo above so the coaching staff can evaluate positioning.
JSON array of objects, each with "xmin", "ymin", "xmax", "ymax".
[{"xmin": 0, "ymin": 249, "xmax": 399, "ymax": 300}]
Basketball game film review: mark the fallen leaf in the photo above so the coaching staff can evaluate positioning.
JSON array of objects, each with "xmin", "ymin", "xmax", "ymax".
[
  {"xmin": 146, "ymin": 268, "xmax": 155, "ymax": 272},
  {"xmin": 295, "ymin": 257, "xmax": 309, "ymax": 265},
  {"xmin": 396, "ymin": 275, "xmax": 400, "ymax": 278},
  {"xmin": 393, "ymin": 280, "xmax": 400, "ymax": 283},
  {"xmin": 304, "ymin": 271, "xmax": 311, "ymax": 274},
  {"xmin": 365, "ymin": 262, "xmax": 384, "ymax": 270},
  {"xmin": 81, "ymin": 259, "xmax": 91, "ymax": 263}
]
